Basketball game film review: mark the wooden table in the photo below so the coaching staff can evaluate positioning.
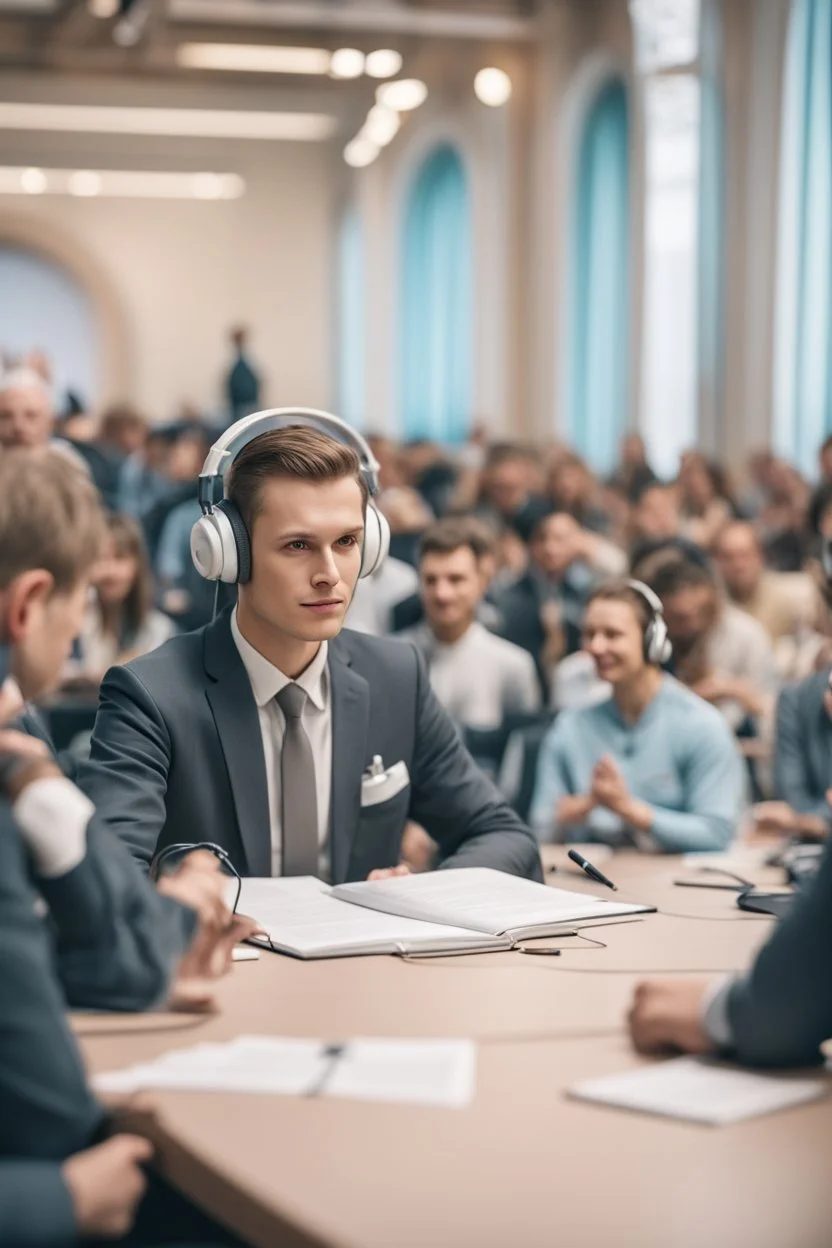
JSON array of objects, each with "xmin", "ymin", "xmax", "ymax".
[{"xmin": 77, "ymin": 849, "xmax": 832, "ymax": 1248}]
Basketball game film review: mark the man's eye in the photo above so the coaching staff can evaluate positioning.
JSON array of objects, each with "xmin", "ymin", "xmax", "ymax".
[
  {"xmin": 337, "ymin": 535, "xmax": 358, "ymax": 547},
  {"xmin": 287, "ymin": 540, "xmax": 308, "ymax": 551}
]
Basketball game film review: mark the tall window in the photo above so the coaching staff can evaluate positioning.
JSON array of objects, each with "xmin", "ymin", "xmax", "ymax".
[
  {"xmin": 0, "ymin": 245, "xmax": 97, "ymax": 405},
  {"xmin": 630, "ymin": 0, "xmax": 703, "ymax": 478},
  {"xmin": 567, "ymin": 78, "xmax": 630, "ymax": 475},
  {"xmin": 336, "ymin": 206, "xmax": 365, "ymax": 429},
  {"xmin": 773, "ymin": 0, "xmax": 832, "ymax": 476},
  {"xmin": 398, "ymin": 143, "xmax": 472, "ymax": 443}
]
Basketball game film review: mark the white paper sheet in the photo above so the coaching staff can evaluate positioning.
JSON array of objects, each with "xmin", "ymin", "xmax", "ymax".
[
  {"xmin": 570, "ymin": 1056, "xmax": 830, "ymax": 1126},
  {"xmin": 93, "ymin": 1035, "xmax": 477, "ymax": 1108},
  {"xmin": 333, "ymin": 867, "xmax": 652, "ymax": 937}
]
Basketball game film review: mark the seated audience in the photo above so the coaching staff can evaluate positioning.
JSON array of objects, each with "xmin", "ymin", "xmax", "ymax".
[
  {"xmin": 494, "ymin": 509, "xmax": 625, "ymax": 695},
  {"xmin": 546, "ymin": 451, "xmax": 611, "ymax": 534},
  {"xmin": 752, "ymin": 668, "xmax": 832, "ymax": 840},
  {"xmin": 400, "ymin": 518, "xmax": 540, "ymax": 730},
  {"xmin": 345, "ymin": 554, "xmax": 419, "ymax": 636},
  {"xmin": 628, "ymin": 480, "xmax": 709, "ymax": 571},
  {"xmin": 677, "ymin": 453, "xmax": 735, "ymax": 549},
  {"xmin": 628, "ymin": 832, "xmax": 832, "ymax": 1067},
  {"xmin": 469, "ymin": 441, "xmax": 546, "ymax": 533},
  {"xmin": 646, "ymin": 557, "xmax": 779, "ymax": 737},
  {"xmin": 0, "ymin": 366, "xmax": 55, "ymax": 450},
  {"xmin": 70, "ymin": 512, "xmax": 176, "ymax": 685},
  {"xmin": 713, "ymin": 520, "xmax": 819, "ymax": 642},
  {"xmin": 80, "ymin": 426, "xmax": 542, "ymax": 883},
  {"xmin": 607, "ymin": 431, "xmax": 656, "ymax": 500},
  {"xmin": 530, "ymin": 582, "xmax": 744, "ymax": 851}
]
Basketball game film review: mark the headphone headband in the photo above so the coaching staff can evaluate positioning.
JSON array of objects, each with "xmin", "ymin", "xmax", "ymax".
[
  {"xmin": 626, "ymin": 578, "xmax": 664, "ymax": 618},
  {"xmin": 198, "ymin": 407, "xmax": 381, "ymax": 511}
]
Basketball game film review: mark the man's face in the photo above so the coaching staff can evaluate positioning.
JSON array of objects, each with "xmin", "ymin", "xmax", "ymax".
[
  {"xmin": 485, "ymin": 460, "xmax": 529, "ymax": 517},
  {"xmin": 530, "ymin": 514, "xmax": 579, "ymax": 578},
  {"xmin": 583, "ymin": 598, "xmax": 645, "ymax": 686},
  {"xmin": 241, "ymin": 475, "xmax": 364, "ymax": 644},
  {"xmin": 12, "ymin": 580, "xmax": 88, "ymax": 701},
  {"xmin": 715, "ymin": 528, "xmax": 763, "ymax": 598},
  {"xmin": 634, "ymin": 487, "xmax": 680, "ymax": 540},
  {"xmin": 0, "ymin": 385, "xmax": 54, "ymax": 450},
  {"xmin": 661, "ymin": 584, "xmax": 718, "ymax": 652},
  {"xmin": 420, "ymin": 546, "xmax": 484, "ymax": 636}
]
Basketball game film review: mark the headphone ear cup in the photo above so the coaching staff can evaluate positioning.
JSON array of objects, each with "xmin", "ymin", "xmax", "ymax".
[
  {"xmin": 191, "ymin": 512, "xmax": 233, "ymax": 583},
  {"xmin": 217, "ymin": 500, "xmax": 251, "ymax": 584},
  {"xmin": 649, "ymin": 618, "xmax": 672, "ymax": 665},
  {"xmin": 359, "ymin": 503, "xmax": 390, "ymax": 579}
]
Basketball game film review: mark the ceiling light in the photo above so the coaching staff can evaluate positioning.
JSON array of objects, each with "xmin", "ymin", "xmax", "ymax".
[
  {"xmin": 176, "ymin": 42, "xmax": 331, "ymax": 74},
  {"xmin": 20, "ymin": 167, "xmax": 46, "ymax": 194},
  {"xmin": 329, "ymin": 47, "xmax": 365, "ymax": 79},
  {"xmin": 68, "ymin": 170, "xmax": 102, "ymax": 197},
  {"xmin": 88, "ymin": 0, "xmax": 118, "ymax": 16},
  {"xmin": 375, "ymin": 79, "xmax": 427, "ymax": 112},
  {"xmin": 0, "ymin": 166, "xmax": 245, "ymax": 199},
  {"xmin": 344, "ymin": 137, "xmax": 379, "ymax": 168},
  {"xmin": 474, "ymin": 66, "xmax": 512, "ymax": 106},
  {"xmin": 362, "ymin": 105, "xmax": 400, "ymax": 147},
  {"xmin": 365, "ymin": 49, "xmax": 402, "ymax": 79},
  {"xmin": 0, "ymin": 102, "xmax": 336, "ymax": 141}
]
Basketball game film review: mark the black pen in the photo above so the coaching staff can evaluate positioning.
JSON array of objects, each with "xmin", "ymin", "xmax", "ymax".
[{"xmin": 567, "ymin": 849, "xmax": 617, "ymax": 891}]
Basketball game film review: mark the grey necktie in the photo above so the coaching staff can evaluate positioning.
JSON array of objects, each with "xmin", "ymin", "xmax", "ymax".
[{"xmin": 276, "ymin": 683, "xmax": 319, "ymax": 876}]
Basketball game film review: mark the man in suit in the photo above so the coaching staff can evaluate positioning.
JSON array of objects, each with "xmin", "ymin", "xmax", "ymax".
[
  {"xmin": 81, "ymin": 425, "xmax": 542, "ymax": 884},
  {"xmin": 627, "ymin": 833, "xmax": 832, "ymax": 1066},
  {"xmin": 751, "ymin": 668, "xmax": 832, "ymax": 838}
]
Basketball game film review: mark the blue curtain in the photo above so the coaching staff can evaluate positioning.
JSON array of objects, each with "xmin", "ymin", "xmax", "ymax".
[
  {"xmin": 398, "ymin": 143, "xmax": 472, "ymax": 443},
  {"xmin": 698, "ymin": 0, "xmax": 725, "ymax": 445},
  {"xmin": 774, "ymin": 0, "xmax": 832, "ymax": 474},
  {"xmin": 336, "ymin": 206, "xmax": 365, "ymax": 429},
  {"xmin": 567, "ymin": 78, "xmax": 630, "ymax": 474}
]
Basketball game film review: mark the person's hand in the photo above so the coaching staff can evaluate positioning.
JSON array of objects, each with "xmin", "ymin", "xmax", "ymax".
[
  {"xmin": 156, "ymin": 849, "xmax": 230, "ymax": 930},
  {"xmin": 367, "ymin": 864, "xmax": 411, "ymax": 881},
  {"xmin": 170, "ymin": 912, "xmax": 263, "ymax": 1010},
  {"xmin": 590, "ymin": 755, "xmax": 630, "ymax": 814},
  {"xmin": 752, "ymin": 801, "xmax": 799, "ymax": 836},
  {"xmin": 628, "ymin": 979, "xmax": 716, "ymax": 1056},
  {"xmin": 690, "ymin": 673, "xmax": 735, "ymax": 704},
  {"xmin": 62, "ymin": 1135, "xmax": 153, "ymax": 1239},
  {"xmin": 556, "ymin": 793, "xmax": 595, "ymax": 827},
  {"xmin": 0, "ymin": 728, "xmax": 62, "ymax": 803}
]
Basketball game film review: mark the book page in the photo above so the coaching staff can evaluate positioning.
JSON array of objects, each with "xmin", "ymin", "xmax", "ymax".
[
  {"xmin": 236, "ymin": 877, "xmax": 505, "ymax": 957},
  {"xmin": 332, "ymin": 867, "xmax": 652, "ymax": 937},
  {"xmin": 570, "ymin": 1057, "xmax": 831, "ymax": 1126}
]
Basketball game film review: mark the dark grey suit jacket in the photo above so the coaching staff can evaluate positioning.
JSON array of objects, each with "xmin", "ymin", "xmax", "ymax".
[
  {"xmin": 772, "ymin": 668, "xmax": 832, "ymax": 818},
  {"xmin": 727, "ymin": 831, "xmax": 832, "ymax": 1066},
  {"xmin": 79, "ymin": 609, "xmax": 542, "ymax": 884},
  {"xmin": 0, "ymin": 801, "xmax": 104, "ymax": 1245}
]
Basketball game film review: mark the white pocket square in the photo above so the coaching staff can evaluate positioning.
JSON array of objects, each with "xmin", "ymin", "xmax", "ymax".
[{"xmin": 360, "ymin": 760, "xmax": 410, "ymax": 808}]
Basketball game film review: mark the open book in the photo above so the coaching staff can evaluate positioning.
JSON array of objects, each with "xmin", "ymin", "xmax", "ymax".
[{"xmin": 237, "ymin": 868, "xmax": 654, "ymax": 960}]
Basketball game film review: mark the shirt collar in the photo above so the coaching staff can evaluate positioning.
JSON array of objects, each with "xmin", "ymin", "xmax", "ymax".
[{"xmin": 231, "ymin": 608, "xmax": 328, "ymax": 711}]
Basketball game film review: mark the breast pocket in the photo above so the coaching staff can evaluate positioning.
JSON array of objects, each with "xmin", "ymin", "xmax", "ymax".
[{"xmin": 350, "ymin": 784, "xmax": 412, "ymax": 878}]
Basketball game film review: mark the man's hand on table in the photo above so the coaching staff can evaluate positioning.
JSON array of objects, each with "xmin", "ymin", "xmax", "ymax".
[
  {"xmin": 367, "ymin": 863, "xmax": 411, "ymax": 881},
  {"xmin": 62, "ymin": 1135, "xmax": 153, "ymax": 1239},
  {"xmin": 628, "ymin": 979, "xmax": 717, "ymax": 1056}
]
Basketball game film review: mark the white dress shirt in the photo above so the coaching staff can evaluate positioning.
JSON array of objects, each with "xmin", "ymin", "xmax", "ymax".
[{"xmin": 231, "ymin": 609, "xmax": 333, "ymax": 878}]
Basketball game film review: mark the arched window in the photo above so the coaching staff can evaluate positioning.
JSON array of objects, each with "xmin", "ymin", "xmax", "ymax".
[
  {"xmin": 398, "ymin": 143, "xmax": 472, "ymax": 443},
  {"xmin": 336, "ymin": 206, "xmax": 365, "ymax": 429},
  {"xmin": 0, "ymin": 245, "xmax": 97, "ymax": 405},
  {"xmin": 567, "ymin": 78, "xmax": 630, "ymax": 475},
  {"xmin": 773, "ymin": 0, "xmax": 832, "ymax": 475}
]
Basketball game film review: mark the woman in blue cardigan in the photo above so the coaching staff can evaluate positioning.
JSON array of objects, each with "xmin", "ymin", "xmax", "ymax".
[{"xmin": 530, "ymin": 581, "xmax": 746, "ymax": 852}]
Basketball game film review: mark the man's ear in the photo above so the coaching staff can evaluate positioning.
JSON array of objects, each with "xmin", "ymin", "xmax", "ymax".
[{"xmin": 5, "ymin": 570, "xmax": 55, "ymax": 643}]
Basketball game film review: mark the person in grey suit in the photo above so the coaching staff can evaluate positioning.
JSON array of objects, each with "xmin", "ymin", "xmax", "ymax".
[
  {"xmin": 627, "ymin": 832, "xmax": 832, "ymax": 1067},
  {"xmin": 81, "ymin": 414, "xmax": 542, "ymax": 885},
  {"xmin": 751, "ymin": 668, "xmax": 832, "ymax": 839}
]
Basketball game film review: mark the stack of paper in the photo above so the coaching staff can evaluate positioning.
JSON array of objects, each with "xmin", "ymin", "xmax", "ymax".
[
  {"xmin": 94, "ymin": 1035, "xmax": 477, "ymax": 1108},
  {"xmin": 570, "ymin": 1056, "xmax": 830, "ymax": 1125}
]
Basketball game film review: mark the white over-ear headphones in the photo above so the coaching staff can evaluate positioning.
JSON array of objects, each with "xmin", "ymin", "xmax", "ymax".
[
  {"xmin": 190, "ymin": 407, "xmax": 390, "ymax": 584},
  {"xmin": 626, "ymin": 579, "xmax": 673, "ymax": 666}
]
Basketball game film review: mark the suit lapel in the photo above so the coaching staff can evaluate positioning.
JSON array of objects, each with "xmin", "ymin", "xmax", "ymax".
[
  {"xmin": 328, "ymin": 638, "xmax": 370, "ymax": 884},
  {"xmin": 203, "ymin": 610, "xmax": 271, "ymax": 876}
]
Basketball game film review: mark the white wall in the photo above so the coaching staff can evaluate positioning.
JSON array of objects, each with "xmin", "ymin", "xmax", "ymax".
[{"xmin": 0, "ymin": 77, "xmax": 336, "ymax": 420}]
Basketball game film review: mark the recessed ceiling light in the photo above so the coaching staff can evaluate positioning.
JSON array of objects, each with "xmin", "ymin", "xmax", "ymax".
[
  {"xmin": 365, "ymin": 49, "xmax": 402, "ymax": 79},
  {"xmin": 0, "ymin": 102, "xmax": 336, "ymax": 141},
  {"xmin": 20, "ymin": 166, "xmax": 46, "ymax": 194},
  {"xmin": 68, "ymin": 170, "xmax": 102, "ymax": 197},
  {"xmin": 362, "ymin": 105, "xmax": 400, "ymax": 147},
  {"xmin": 176, "ymin": 42, "xmax": 331, "ymax": 74},
  {"xmin": 375, "ymin": 79, "xmax": 427, "ymax": 112},
  {"xmin": 474, "ymin": 67, "xmax": 512, "ymax": 106},
  {"xmin": 329, "ymin": 47, "xmax": 365, "ymax": 79},
  {"xmin": 344, "ymin": 137, "xmax": 379, "ymax": 168}
]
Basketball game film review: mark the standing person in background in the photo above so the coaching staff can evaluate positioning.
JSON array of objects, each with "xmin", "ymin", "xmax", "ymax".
[
  {"xmin": 0, "ymin": 367, "xmax": 54, "ymax": 450},
  {"xmin": 530, "ymin": 582, "xmax": 744, "ymax": 852},
  {"xmin": 400, "ymin": 518, "xmax": 540, "ymax": 731},
  {"xmin": 69, "ymin": 512, "xmax": 177, "ymax": 686},
  {"xmin": 225, "ymin": 325, "xmax": 261, "ymax": 426}
]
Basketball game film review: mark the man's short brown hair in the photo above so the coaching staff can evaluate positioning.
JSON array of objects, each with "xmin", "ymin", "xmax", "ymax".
[
  {"xmin": 226, "ymin": 426, "xmax": 369, "ymax": 533},
  {"xmin": 0, "ymin": 448, "xmax": 105, "ymax": 592},
  {"xmin": 419, "ymin": 517, "xmax": 496, "ymax": 564}
]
